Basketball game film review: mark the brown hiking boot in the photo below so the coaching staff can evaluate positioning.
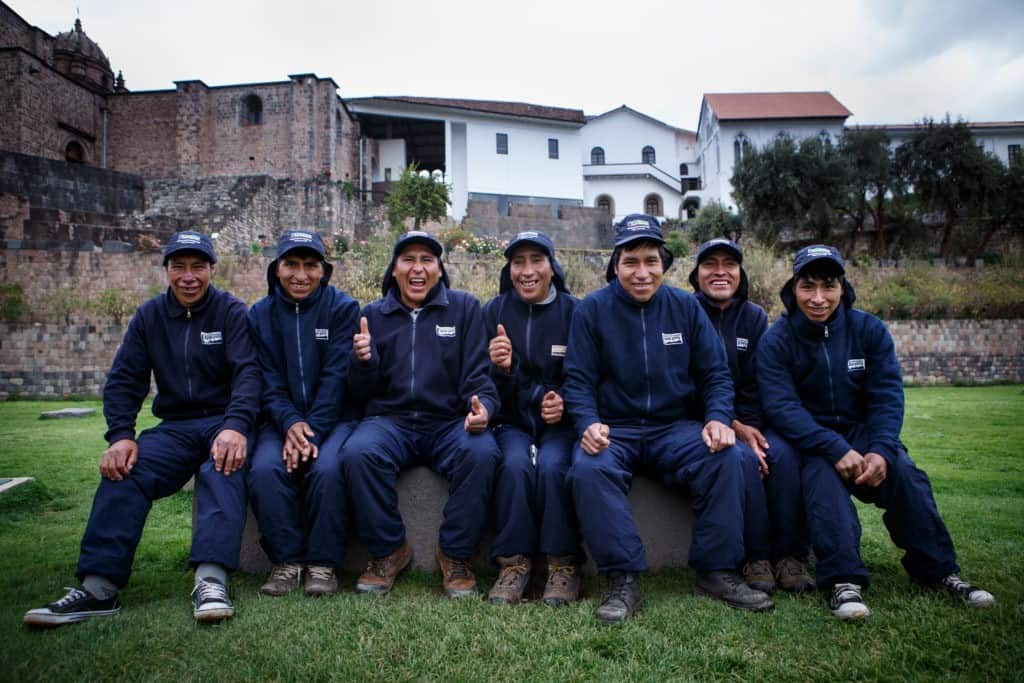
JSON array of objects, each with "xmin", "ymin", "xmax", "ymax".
[
  {"xmin": 355, "ymin": 540, "xmax": 413, "ymax": 595},
  {"xmin": 742, "ymin": 559, "xmax": 776, "ymax": 593},
  {"xmin": 303, "ymin": 565, "xmax": 338, "ymax": 597},
  {"xmin": 436, "ymin": 547, "xmax": 479, "ymax": 598},
  {"xmin": 542, "ymin": 555, "xmax": 581, "ymax": 606},
  {"xmin": 775, "ymin": 555, "xmax": 816, "ymax": 594},
  {"xmin": 488, "ymin": 555, "xmax": 532, "ymax": 605},
  {"xmin": 259, "ymin": 563, "xmax": 303, "ymax": 596}
]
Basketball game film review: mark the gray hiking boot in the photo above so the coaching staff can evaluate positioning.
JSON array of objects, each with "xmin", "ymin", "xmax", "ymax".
[
  {"xmin": 595, "ymin": 571, "xmax": 642, "ymax": 624},
  {"xmin": 695, "ymin": 570, "xmax": 774, "ymax": 612},
  {"xmin": 304, "ymin": 565, "xmax": 338, "ymax": 597},
  {"xmin": 259, "ymin": 563, "xmax": 303, "ymax": 597}
]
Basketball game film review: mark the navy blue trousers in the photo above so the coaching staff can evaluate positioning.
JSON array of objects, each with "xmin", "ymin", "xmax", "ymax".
[
  {"xmin": 76, "ymin": 416, "xmax": 248, "ymax": 588},
  {"xmin": 491, "ymin": 425, "xmax": 579, "ymax": 560},
  {"xmin": 566, "ymin": 420, "xmax": 748, "ymax": 574},
  {"xmin": 802, "ymin": 433, "xmax": 959, "ymax": 589},
  {"xmin": 247, "ymin": 422, "xmax": 354, "ymax": 566},
  {"xmin": 741, "ymin": 430, "xmax": 807, "ymax": 563},
  {"xmin": 340, "ymin": 415, "xmax": 499, "ymax": 560}
]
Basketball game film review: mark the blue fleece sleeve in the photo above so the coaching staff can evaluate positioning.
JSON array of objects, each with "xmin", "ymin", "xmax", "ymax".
[
  {"xmin": 249, "ymin": 308, "xmax": 303, "ymax": 437},
  {"xmin": 220, "ymin": 299, "xmax": 260, "ymax": 435},
  {"xmin": 689, "ymin": 301, "xmax": 735, "ymax": 426},
  {"xmin": 563, "ymin": 300, "xmax": 602, "ymax": 436},
  {"xmin": 103, "ymin": 310, "xmax": 152, "ymax": 444},
  {"xmin": 458, "ymin": 295, "xmax": 499, "ymax": 420},
  {"xmin": 305, "ymin": 296, "xmax": 360, "ymax": 446},
  {"xmin": 862, "ymin": 317, "xmax": 905, "ymax": 462},
  {"xmin": 757, "ymin": 325, "xmax": 852, "ymax": 463},
  {"xmin": 736, "ymin": 308, "xmax": 768, "ymax": 427}
]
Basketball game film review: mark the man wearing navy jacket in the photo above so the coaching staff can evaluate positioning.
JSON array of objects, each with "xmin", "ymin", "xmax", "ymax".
[
  {"xmin": 341, "ymin": 231, "xmax": 500, "ymax": 598},
  {"xmin": 564, "ymin": 215, "xmax": 773, "ymax": 624},
  {"xmin": 247, "ymin": 231, "xmax": 361, "ymax": 597},
  {"xmin": 758, "ymin": 245, "xmax": 995, "ymax": 619},
  {"xmin": 689, "ymin": 238, "xmax": 814, "ymax": 594},
  {"xmin": 483, "ymin": 231, "xmax": 581, "ymax": 606},
  {"xmin": 24, "ymin": 231, "xmax": 259, "ymax": 627}
]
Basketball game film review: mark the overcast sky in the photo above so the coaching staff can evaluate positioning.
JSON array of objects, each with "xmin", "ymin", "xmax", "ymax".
[{"xmin": 14, "ymin": 0, "xmax": 1024, "ymax": 130}]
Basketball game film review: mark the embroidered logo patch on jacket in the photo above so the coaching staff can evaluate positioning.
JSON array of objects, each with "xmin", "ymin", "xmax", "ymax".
[
  {"xmin": 436, "ymin": 325, "xmax": 456, "ymax": 338},
  {"xmin": 201, "ymin": 331, "xmax": 223, "ymax": 345},
  {"xmin": 662, "ymin": 332, "xmax": 684, "ymax": 345},
  {"xmin": 736, "ymin": 337, "xmax": 749, "ymax": 351},
  {"xmin": 315, "ymin": 328, "xmax": 329, "ymax": 341},
  {"xmin": 848, "ymin": 358, "xmax": 866, "ymax": 371},
  {"xmin": 551, "ymin": 345, "xmax": 567, "ymax": 357}
]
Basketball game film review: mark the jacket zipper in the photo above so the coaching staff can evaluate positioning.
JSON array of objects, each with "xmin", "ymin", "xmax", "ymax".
[
  {"xmin": 409, "ymin": 310, "xmax": 418, "ymax": 407},
  {"xmin": 821, "ymin": 324, "xmax": 838, "ymax": 424},
  {"xmin": 184, "ymin": 308, "xmax": 193, "ymax": 401},
  {"xmin": 525, "ymin": 304, "xmax": 538, "ymax": 436},
  {"xmin": 295, "ymin": 302, "xmax": 308, "ymax": 410},
  {"xmin": 641, "ymin": 306, "xmax": 651, "ymax": 421}
]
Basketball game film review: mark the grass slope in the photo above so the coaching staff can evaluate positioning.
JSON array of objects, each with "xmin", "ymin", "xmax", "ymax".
[{"xmin": 1, "ymin": 387, "xmax": 1022, "ymax": 681}]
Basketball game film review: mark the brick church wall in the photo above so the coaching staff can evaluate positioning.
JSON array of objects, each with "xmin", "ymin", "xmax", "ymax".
[{"xmin": 106, "ymin": 91, "xmax": 178, "ymax": 177}]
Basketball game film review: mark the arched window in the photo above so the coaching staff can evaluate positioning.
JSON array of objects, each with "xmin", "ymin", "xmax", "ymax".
[
  {"xmin": 679, "ymin": 163, "xmax": 689, "ymax": 176},
  {"xmin": 641, "ymin": 146, "xmax": 656, "ymax": 164},
  {"xmin": 733, "ymin": 133, "xmax": 750, "ymax": 163},
  {"xmin": 65, "ymin": 141, "xmax": 85, "ymax": 164},
  {"xmin": 591, "ymin": 147, "xmax": 605, "ymax": 165},
  {"xmin": 596, "ymin": 194, "xmax": 614, "ymax": 215},
  {"xmin": 241, "ymin": 94, "xmax": 263, "ymax": 126},
  {"xmin": 643, "ymin": 193, "xmax": 663, "ymax": 216}
]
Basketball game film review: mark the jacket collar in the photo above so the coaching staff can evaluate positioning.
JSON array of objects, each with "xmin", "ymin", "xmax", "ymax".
[
  {"xmin": 380, "ymin": 281, "xmax": 450, "ymax": 314},
  {"xmin": 273, "ymin": 281, "xmax": 324, "ymax": 311},
  {"xmin": 609, "ymin": 278, "xmax": 664, "ymax": 308},
  {"xmin": 787, "ymin": 302, "xmax": 847, "ymax": 339},
  {"xmin": 163, "ymin": 286, "xmax": 215, "ymax": 318}
]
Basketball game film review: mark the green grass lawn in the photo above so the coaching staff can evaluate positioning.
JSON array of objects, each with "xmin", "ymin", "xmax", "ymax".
[{"xmin": 1, "ymin": 387, "xmax": 1022, "ymax": 682}]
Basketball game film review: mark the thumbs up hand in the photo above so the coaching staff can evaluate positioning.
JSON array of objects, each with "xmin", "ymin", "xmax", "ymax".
[
  {"xmin": 354, "ymin": 316, "xmax": 372, "ymax": 362},
  {"xmin": 489, "ymin": 323, "xmax": 512, "ymax": 372},
  {"xmin": 464, "ymin": 394, "xmax": 489, "ymax": 433}
]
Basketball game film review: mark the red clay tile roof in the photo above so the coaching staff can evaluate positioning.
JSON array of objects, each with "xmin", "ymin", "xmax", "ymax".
[
  {"xmin": 347, "ymin": 96, "xmax": 586, "ymax": 124},
  {"xmin": 705, "ymin": 92, "xmax": 852, "ymax": 120}
]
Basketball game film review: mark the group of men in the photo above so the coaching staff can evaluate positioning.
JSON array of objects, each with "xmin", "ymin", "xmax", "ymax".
[{"xmin": 24, "ymin": 215, "xmax": 994, "ymax": 629}]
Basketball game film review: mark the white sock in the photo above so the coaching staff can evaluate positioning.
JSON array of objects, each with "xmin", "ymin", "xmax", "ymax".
[
  {"xmin": 194, "ymin": 563, "xmax": 227, "ymax": 587},
  {"xmin": 82, "ymin": 574, "xmax": 118, "ymax": 600}
]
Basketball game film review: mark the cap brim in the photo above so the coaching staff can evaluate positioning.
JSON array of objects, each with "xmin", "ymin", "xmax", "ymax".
[
  {"xmin": 503, "ymin": 237, "xmax": 552, "ymax": 259},
  {"xmin": 396, "ymin": 236, "xmax": 443, "ymax": 256}
]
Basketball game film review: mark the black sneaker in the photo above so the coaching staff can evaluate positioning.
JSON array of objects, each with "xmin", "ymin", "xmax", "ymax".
[
  {"xmin": 828, "ymin": 582, "xmax": 870, "ymax": 620},
  {"xmin": 23, "ymin": 586, "xmax": 121, "ymax": 628},
  {"xmin": 695, "ymin": 571, "xmax": 774, "ymax": 611},
  {"xmin": 191, "ymin": 577, "xmax": 234, "ymax": 622},
  {"xmin": 595, "ymin": 571, "xmax": 643, "ymax": 624},
  {"xmin": 933, "ymin": 574, "xmax": 995, "ymax": 608}
]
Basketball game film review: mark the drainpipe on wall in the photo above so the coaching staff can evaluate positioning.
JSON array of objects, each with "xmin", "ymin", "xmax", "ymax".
[
  {"xmin": 101, "ymin": 108, "xmax": 108, "ymax": 169},
  {"xmin": 358, "ymin": 135, "xmax": 365, "ymax": 197}
]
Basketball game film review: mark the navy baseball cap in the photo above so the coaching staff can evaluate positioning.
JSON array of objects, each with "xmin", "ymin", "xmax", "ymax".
[
  {"xmin": 276, "ymin": 230, "xmax": 327, "ymax": 261},
  {"xmin": 695, "ymin": 238, "xmax": 743, "ymax": 265},
  {"xmin": 612, "ymin": 214, "xmax": 665, "ymax": 248},
  {"xmin": 504, "ymin": 230, "xmax": 555, "ymax": 260},
  {"xmin": 393, "ymin": 230, "xmax": 443, "ymax": 258},
  {"xmin": 793, "ymin": 244, "xmax": 845, "ymax": 276},
  {"xmin": 163, "ymin": 231, "xmax": 216, "ymax": 265}
]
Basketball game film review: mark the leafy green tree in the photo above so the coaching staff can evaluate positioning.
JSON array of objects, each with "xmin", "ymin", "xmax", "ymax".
[
  {"xmin": 895, "ymin": 117, "xmax": 999, "ymax": 260},
  {"xmin": 972, "ymin": 157, "xmax": 1024, "ymax": 260},
  {"xmin": 838, "ymin": 128, "xmax": 897, "ymax": 256},
  {"xmin": 688, "ymin": 200, "xmax": 742, "ymax": 244},
  {"xmin": 385, "ymin": 163, "xmax": 451, "ymax": 231}
]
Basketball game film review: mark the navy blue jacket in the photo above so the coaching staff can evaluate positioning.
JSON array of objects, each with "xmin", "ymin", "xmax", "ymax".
[
  {"xmin": 563, "ymin": 280, "xmax": 735, "ymax": 435},
  {"xmin": 484, "ymin": 289, "xmax": 579, "ymax": 437},
  {"xmin": 103, "ymin": 286, "xmax": 260, "ymax": 444},
  {"xmin": 695, "ymin": 293, "xmax": 768, "ymax": 428},
  {"xmin": 248, "ymin": 278, "xmax": 361, "ymax": 446},
  {"xmin": 757, "ymin": 281, "xmax": 904, "ymax": 464},
  {"xmin": 349, "ymin": 283, "xmax": 499, "ymax": 423}
]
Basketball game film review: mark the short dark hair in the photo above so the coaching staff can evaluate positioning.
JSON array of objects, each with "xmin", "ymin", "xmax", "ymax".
[
  {"xmin": 796, "ymin": 260, "xmax": 844, "ymax": 283},
  {"xmin": 614, "ymin": 239, "xmax": 671, "ymax": 269}
]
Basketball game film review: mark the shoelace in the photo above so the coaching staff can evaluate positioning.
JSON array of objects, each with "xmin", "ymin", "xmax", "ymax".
[
  {"xmin": 548, "ymin": 565, "xmax": 576, "ymax": 587},
  {"xmin": 55, "ymin": 587, "xmax": 88, "ymax": 607},
  {"xmin": 777, "ymin": 558, "xmax": 804, "ymax": 577},
  {"xmin": 307, "ymin": 566, "xmax": 334, "ymax": 581},
  {"xmin": 447, "ymin": 558, "xmax": 472, "ymax": 580},
  {"xmin": 366, "ymin": 558, "xmax": 390, "ymax": 578},
  {"xmin": 497, "ymin": 564, "xmax": 529, "ymax": 587},
  {"xmin": 193, "ymin": 579, "xmax": 228, "ymax": 603},
  {"xmin": 605, "ymin": 575, "xmax": 636, "ymax": 602},
  {"xmin": 271, "ymin": 564, "xmax": 302, "ymax": 582},
  {"xmin": 832, "ymin": 582, "xmax": 862, "ymax": 603}
]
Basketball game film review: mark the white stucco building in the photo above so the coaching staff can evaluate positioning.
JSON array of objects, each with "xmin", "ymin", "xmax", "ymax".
[
  {"xmin": 346, "ymin": 96, "xmax": 585, "ymax": 220},
  {"xmin": 579, "ymin": 105, "xmax": 701, "ymax": 223}
]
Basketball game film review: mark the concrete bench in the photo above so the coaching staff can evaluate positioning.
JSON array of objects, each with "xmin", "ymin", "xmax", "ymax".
[{"xmin": 195, "ymin": 467, "xmax": 694, "ymax": 574}]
